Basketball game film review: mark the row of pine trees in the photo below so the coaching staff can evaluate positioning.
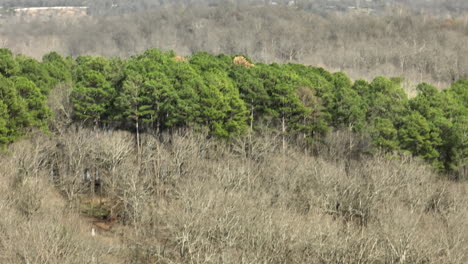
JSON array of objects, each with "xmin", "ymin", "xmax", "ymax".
[{"xmin": 0, "ymin": 48, "xmax": 466, "ymax": 174}]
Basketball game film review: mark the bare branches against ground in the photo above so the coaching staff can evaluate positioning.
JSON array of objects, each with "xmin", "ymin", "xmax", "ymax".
[{"xmin": 1, "ymin": 128, "xmax": 467, "ymax": 263}]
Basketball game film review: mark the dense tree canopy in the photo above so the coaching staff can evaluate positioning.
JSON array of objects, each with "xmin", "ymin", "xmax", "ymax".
[{"xmin": 0, "ymin": 48, "xmax": 466, "ymax": 177}]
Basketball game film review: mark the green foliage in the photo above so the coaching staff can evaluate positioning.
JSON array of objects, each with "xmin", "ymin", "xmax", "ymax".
[
  {"xmin": 229, "ymin": 64, "xmax": 269, "ymax": 126},
  {"xmin": 11, "ymin": 76, "xmax": 50, "ymax": 129},
  {"xmin": 43, "ymin": 51, "xmax": 73, "ymax": 83},
  {"xmin": 408, "ymin": 82, "xmax": 467, "ymax": 173},
  {"xmin": 370, "ymin": 117, "xmax": 399, "ymax": 151},
  {"xmin": 189, "ymin": 51, "xmax": 231, "ymax": 72},
  {"xmin": 0, "ymin": 50, "xmax": 55, "ymax": 147},
  {"xmin": 439, "ymin": 80, "xmax": 468, "ymax": 175},
  {"xmin": 399, "ymin": 112, "xmax": 441, "ymax": 163},
  {"xmin": 17, "ymin": 56, "xmax": 55, "ymax": 95},
  {"xmin": 0, "ymin": 74, "xmax": 50, "ymax": 146},
  {"xmin": 0, "ymin": 48, "xmax": 20, "ymax": 77},
  {"xmin": 0, "ymin": 48, "xmax": 466, "ymax": 174},
  {"xmin": 254, "ymin": 64, "xmax": 311, "ymax": 135},
  {"xmin": 199, "ymin": 69, "xmax": 249, "ymax": 138},
  {"xmin": 0, "ymin": 76, "xmax": 29, "ymax": 142},
  {"xmin": 146, "ymin": 71, "xmax": 178, "ymax": 129},
  {"xmin": 80, "ymin": 202, "xmax": 110, "ymax": 220},
  {"xmin": 115, "ymin": 72, "xmax": 148, "ymax": 123},
  {"xmin": 0, "ymin": 99, "xmax": 9, "ymax": 146},
  {"xmin": 329, "ymin": 72, "xmax": 367, "ymax": 131},
  {"xmin": 71, "ymin": 57, "xmax": 118, "ymax": 125},
  {"xmin": 285, "ymin": 64, "xmax": 334, "ymax": 137},
  {"xmin": 162, "ymin": 60, "xmax": 202, "ymax": 128},
  {"xmin": 189, "ymin": 54, "xmax": 249, "ymax": 137},
  {"xmin": 368, "ymin": 76, "xmax": 408, "ymax": 122}
]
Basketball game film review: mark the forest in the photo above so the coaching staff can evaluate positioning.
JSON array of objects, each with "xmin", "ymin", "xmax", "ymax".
[
  {"xmin": 0, "ymin": 1, "xmax": 467, "ymax": 263},
  {"xmin": 0, "ymin": 47, "xmax": 467, "ymax": 263},
  {"xmin": 1, "ymin": 48, "xmax": 466, "ymax": 175}
]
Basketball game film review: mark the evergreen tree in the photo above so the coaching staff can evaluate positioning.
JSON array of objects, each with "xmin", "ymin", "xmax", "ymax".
[
  {"xmin": 330, "ymin": 72, "xmax": 367, "ymax": 131},
  {"xmin": 161, "ymin": 59, "xmax": 201, "ymax": 129},
  {"xmin": 367, "ymin": 76, "xmax": 408, "ymax": 122},
  {"xmin": 43, "ymin": 51, "xmax": 73, "ymax": 83},
  {"xmin": 189, "ymin": 53, "xmax": 249, "ymax": 137},
  {"xmin": 115, "ymin": 71, "xmax": 151, "ymax": 153},
  {"xmin": 256, "ymin": 64, "xmax": 310, "ymax": 147},
  {"xmin": 0, "ymin": 76, "xmax": 30, "ymax": 141},
  {"xmin": 17, "ymin": 56, "xmax": 55, "ymax": 95},
  {"xmin": 71, "ymin": 57, "xmax": 115, "ymax": 126},
  {"xmin": 285, "ymin": 64, "xmax": 334, "ymax": 138},
  {"xmin": 370, "ymin": 117, "xmax": 399, "ymax": 151},
  {"xmin": 0, "ymin": 99, "xmax": 9, "ymax": 146},
  {"xmin": 11, "ymin": 76, "xmax": 50, "ymax": 129},
  {"xmin": 229, "ymin": 64, "xmax": 268, "ymax": 131},
  {"xmin": 409, "ymin": 82, "xmax": 466, "ymax": 172},
  {"xmin": 0, "ymin": 48, "xmax": 20, "ymax": 77},
  {"xmin": 399, "ymin": 111, "xmax": 441, "ymax": 164},
  {"xmin": 199, "ymin": 69, "xmax": 249, "ymax": 138}
]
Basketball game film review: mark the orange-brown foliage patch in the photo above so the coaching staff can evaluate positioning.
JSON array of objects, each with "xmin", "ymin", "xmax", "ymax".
[
  {"xmin": 233, "ymin": 56, "xmax": 254, "ymax": 68},
  {"xmin": 173, "ymin": 56, "xmax": 187, "ymax": 62}
]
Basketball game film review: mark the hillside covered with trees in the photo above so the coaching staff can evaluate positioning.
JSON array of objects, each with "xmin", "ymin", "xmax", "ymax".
[
  {"xmin": 0, "ymin": 48, "xmax": 466, "ymax": 176},
  {"xmin": 1, "ymin": 1, "xmax": 468, "ymax": 262},
  {"xmin": 0, "ymin": 47, "xmax": 468, "ymax": 263}
]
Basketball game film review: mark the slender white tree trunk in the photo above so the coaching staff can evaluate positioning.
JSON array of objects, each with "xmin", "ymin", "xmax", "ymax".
[
  {"xmin": 282, "ymin": 116, "xmax": 286, "ymax": 152},
  {"xmin": 136, "ymin": 115, "xmax": 141, "ymax": 166}
]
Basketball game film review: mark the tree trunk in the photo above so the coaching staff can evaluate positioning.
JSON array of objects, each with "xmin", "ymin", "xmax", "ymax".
[
  {"xmin": 249, "ymin": 105, "xmax": 254, "ymax": 155},
  {"xmin": 136, "ymin": 116, "xmax": 140, "ymax": 165},
  {"xmin": 282, "ymin": 116, "xmax": 286, "ymax": 152},
  {"xmin": 303, "ymin": 116, "xmax": 308, "ymax": 155},
  {"xmin": 94, "ymin": 117, "xmax": 99, "ymax": 131},
  {"xmin": 250, "ymin": 105, "xmax": 254, "ymax": 131}
]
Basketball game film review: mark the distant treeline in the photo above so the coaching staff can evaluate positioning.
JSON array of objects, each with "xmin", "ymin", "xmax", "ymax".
[
  {"xmin": 0, "ymin": 48, "xmax": 466, "ymax": 176},
  {"xmin": 1, "ymin": 0, "xmax": 468, "ymax": 15},
  {"xmin": 2, "ymin": 4, "xmax": 467, "ymax": 87}
]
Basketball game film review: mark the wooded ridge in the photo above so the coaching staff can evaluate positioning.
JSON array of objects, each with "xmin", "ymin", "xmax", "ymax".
[{"xmin": 0, "ymin": 48, "xmax": 466, "ymax": 177}]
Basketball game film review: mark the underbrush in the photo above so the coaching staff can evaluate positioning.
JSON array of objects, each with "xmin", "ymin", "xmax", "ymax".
[{"xmin": 0, "ymin": 128, "xmax": 467, "ymax": 263}]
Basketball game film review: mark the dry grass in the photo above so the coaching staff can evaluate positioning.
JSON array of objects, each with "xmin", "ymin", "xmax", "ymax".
[{"xmin": 0, "ymin": 128, "xmax": 467, "ymax": 263}]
